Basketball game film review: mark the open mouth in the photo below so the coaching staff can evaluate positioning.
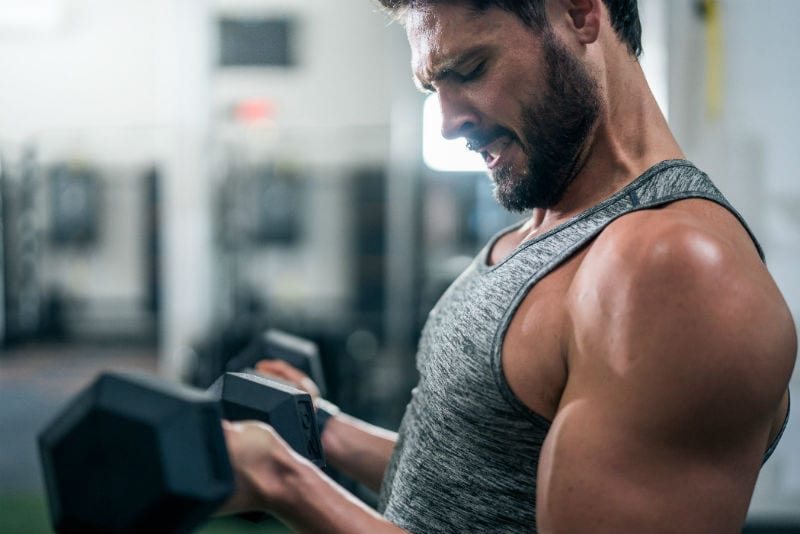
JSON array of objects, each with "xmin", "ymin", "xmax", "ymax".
[{"xmin": 477, "ymin": 136, "xmax": 513, "ymax": 169}]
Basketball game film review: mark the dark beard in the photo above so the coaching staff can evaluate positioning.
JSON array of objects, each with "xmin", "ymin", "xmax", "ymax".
[{"xmin": 492, "ymin": 33, "xmax": 601, "ymax": 212}]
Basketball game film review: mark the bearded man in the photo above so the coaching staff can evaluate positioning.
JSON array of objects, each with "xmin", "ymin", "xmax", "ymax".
[{"xmin": 219, "ymin": 1, "xmax": 796, "ymax": 533}]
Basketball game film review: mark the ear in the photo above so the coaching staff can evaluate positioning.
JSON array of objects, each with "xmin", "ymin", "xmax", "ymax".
[{"xmin": 562, "ymin": 0, "xmax": 602, "ymax": 46}]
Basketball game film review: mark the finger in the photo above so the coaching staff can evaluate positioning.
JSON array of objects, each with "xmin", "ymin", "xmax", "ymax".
[
  {"xmin": 223, "ymin": 418, "xmax": 274, "ymax": 435},
  {"xmin": 255, "ymin": 359, "xmax": 307, "ymax": 381},
  {"xmin": 254, "ymin": 360, "xmax": 321, "ymax": 398},
  {"xmin": 221, "ymin": 419, "xmax": 244, "ymax": 437},
  {"xmin": 221, "ymin": 420, "xmax": 244, "ymax": 453}
]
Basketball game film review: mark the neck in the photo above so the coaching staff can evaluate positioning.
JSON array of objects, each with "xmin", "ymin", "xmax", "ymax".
[{"xmin": 524, "ymin": 56, "xmax": 684, "ymax": 237}]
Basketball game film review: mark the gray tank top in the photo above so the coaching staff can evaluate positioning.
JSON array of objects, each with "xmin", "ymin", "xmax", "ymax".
[{"xmin": 378, "ymin": 160, "xmax": 787, "ymax": 534}]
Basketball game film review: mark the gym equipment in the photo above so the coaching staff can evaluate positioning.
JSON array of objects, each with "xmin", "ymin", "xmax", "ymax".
[
  {"xmin": 207, "ymin": 371, "xmax": 324, "ymax": 467},
  {"xmin": 208, "ymin": 371, "xmax": 324, "ymax": 525},
  {"xmin": 38, "ymin": 370, "xmax": 324, "ymax": 533},
  {"xmin": 227, "ymin": 329, "xmax": 327, "ymax": 396},
  {"xmin": 38, "ymin": 372, "xmax": 233, "ymax": 534}
]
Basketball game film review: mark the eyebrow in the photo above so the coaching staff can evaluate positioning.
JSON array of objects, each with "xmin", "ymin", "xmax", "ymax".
[{"xmin": 414, "ymin": 45, "xmax": 490, "ymax": 93}]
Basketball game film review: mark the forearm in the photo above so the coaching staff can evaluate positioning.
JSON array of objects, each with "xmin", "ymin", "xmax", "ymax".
[
  {"xmin": 220, "ymin": 421, "xmax": 404, "ymax": 533},
  {"xmin": 321, "ymin": 412, "xmax": 398, "ymax": 493},
  {"xmin": 274, "ymin": 458, "xmax": 407, "ymax": 534}
]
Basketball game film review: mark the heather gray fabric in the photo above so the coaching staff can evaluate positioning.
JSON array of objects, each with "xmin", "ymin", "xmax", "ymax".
[{"xmin": 378, "ymin": 160, "xmax": 784, "ymax": 534}]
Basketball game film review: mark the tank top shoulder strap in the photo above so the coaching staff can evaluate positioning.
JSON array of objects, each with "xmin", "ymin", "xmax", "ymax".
[{"xmin": 497, "ymin": 160, "xmax": 764, "ymax": 275}]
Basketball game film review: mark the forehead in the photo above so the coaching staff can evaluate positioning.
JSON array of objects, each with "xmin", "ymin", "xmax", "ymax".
[{"xmin": 405, "ymin": 4, "xmax": 534, "ymax": 83}]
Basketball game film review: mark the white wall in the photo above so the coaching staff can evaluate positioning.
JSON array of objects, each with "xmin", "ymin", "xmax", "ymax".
[
  {"xmin": 0, "ymin": 0, "xmax": 161, "ymax": 147},
  {"xmin": 669, "ymin": 0, "xmax": 800, "ymax": 521}
]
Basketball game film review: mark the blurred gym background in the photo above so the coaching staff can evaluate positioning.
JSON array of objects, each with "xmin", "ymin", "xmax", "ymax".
[{"xmin": 0, "ymin": 0, "xmax": 797, "ymax": 532}]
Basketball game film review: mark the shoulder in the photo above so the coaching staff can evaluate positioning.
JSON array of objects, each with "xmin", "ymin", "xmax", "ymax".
[
  {"xmin": 578, "ymin": 205, "xmax": 757, "ymax": 315},
  {"xmin": 537, "ymin": 201, "xmax": 796, "ymax": 534},
  {"xmin": 566, "ymin": 202, "xmax": 795, "ymax": 415},
  {"xmin": 572, "ymin": 201, "xmax": 781, "ymax": 332}
]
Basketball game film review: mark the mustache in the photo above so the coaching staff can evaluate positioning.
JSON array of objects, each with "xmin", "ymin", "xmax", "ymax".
[{"xmin": 465, "ymin": 126, "xmax": 516, "ymax": 152}]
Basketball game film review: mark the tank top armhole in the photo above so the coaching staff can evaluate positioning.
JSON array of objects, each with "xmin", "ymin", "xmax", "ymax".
[
  {"xmin": 489, "ymin": 288, "xmax": 554, "ymax": 428},
  {"xmin": 763, "ymin": 390, "xmax": 790, "ymax": 465}
]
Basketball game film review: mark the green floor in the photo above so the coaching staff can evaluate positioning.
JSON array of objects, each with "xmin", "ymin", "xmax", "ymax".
[{"xmin": 0, "ymin": 493, "xmax": 292, "ymax": 534}]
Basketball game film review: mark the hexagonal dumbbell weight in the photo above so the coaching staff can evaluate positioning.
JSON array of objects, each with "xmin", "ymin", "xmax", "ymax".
[{"xmin": 38, "ymin": 372, "xmax": 233, "ymax": 534}]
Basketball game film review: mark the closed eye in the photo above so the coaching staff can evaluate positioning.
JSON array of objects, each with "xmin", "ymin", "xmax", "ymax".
[
  {"xmin": 414, "ymin": 49, "xmax": 490, "ymax": 93},
  {"xmin": 459, "ymin": 61, "xmax": 486, "ymax": 83}
]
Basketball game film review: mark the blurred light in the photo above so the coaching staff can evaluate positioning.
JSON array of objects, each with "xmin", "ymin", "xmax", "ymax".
[
  {"xmin": 422, "ymin": 94, "xmax": 486, "ymax": 173},
  {"xmin": 0, "ymin": 0, "xmax": 63, "ymax": 33},
  {"xmin": 233, "ymin": 99, "xmax": 275, "ymax": 124}
]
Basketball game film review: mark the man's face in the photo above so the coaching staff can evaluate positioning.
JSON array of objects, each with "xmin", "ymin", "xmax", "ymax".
[{"xmin": 406, "ymin": 4, "xmax": 601, "ymax": 211}]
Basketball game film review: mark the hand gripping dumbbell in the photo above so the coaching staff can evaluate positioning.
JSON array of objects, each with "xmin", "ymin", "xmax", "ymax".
[
  {"xmin": 38, "ymin": 371, "xmax": 323, "ymax": 534},
  {"xmin": 207, "ymin": 371, "xmax": 324, "ymax": 468},
  {"xmin": 227, "ymin": 329, "xmax": 327, "ymax": 396}
]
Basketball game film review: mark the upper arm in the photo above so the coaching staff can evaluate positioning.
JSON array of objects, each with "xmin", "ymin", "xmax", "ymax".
[{"xmin": 536, "ymin": 216, "xmax": 796, "ymax": 534}]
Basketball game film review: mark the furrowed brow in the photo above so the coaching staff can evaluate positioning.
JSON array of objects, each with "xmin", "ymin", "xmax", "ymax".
[{"xmin": 413, "ymin": 45, "xmax": 489, "ymax": 93}]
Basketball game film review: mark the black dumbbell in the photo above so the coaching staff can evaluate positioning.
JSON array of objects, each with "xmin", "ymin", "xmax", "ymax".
[
  {"xmin": 207, "ymin": 371, "xmax": 324, "ymax": 468},
  {"xmin": 207, "ymin": 371, "xmax": 325, "ymax": 524},
  {"xmin": 38, "ymin": 371, "xmax": 323, "ymax": 533},
  {"xmin": 226, "ymin": 329, "xmax": 327, "ymax": 396}
]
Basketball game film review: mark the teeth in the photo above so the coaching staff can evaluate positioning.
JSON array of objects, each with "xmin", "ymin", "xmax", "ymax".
[{"xmin": 487, "ymin": 138, "xmax": 511, "ymax": 159}]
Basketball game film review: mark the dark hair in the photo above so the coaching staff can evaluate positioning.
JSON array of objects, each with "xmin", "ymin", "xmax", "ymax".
[{"xmin": 376, "ymin": 0, "xmax": 642, "ymax": 57}]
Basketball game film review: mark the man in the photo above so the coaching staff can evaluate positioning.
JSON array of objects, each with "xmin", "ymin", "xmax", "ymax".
[{"xmin": 220, "ymin": 1, "xmax": 796, "ymax": 532}]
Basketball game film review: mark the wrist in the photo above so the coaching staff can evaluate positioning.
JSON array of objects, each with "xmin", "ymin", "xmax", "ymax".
[
  {"xmin": 316, "ymin": 398, "xmax": 341, "ymax": 436},
  {"xmin": 265, "ymin": 447, "xmax": 314, "ymax": 516}
]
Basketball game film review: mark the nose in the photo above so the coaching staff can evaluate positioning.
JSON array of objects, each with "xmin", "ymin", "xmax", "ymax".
[{"xmin": 438, "ymin": 90, "xmax": 479, "ymax": 141}]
